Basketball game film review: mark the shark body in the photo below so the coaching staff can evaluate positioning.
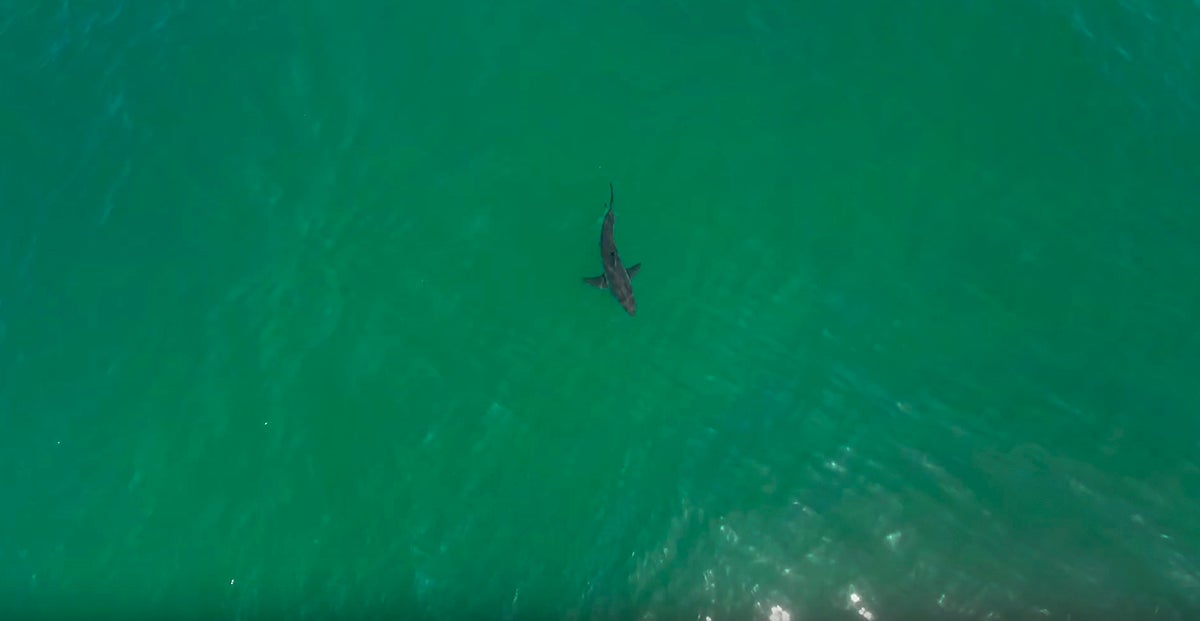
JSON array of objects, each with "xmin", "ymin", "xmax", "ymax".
[{"xmin": 583, "ymin": 183, "xmax": 641, "ymax": 316}]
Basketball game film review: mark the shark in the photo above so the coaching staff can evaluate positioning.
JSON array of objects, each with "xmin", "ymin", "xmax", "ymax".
[{"xmin": 583, "ymin": 182, "xmax": 641, "ymax": 316}]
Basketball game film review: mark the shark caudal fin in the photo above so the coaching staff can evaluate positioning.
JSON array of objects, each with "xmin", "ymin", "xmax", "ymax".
[{"xmin": 583, "ymin": 275, "xmax": 608, "ymax": 288}]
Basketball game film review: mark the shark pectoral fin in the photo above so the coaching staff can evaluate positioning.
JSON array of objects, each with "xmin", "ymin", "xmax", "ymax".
[
  {"xmin": 583, "ymin": 275, "xmax": 608, "ymax": 288},
  {"xmin": 626, "ymin": 263, "xmax": 642, "ymax": 279}
]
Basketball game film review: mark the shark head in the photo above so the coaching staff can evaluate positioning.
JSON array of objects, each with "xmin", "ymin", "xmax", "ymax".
[{"xmin": 621, "ymin": 294, "xmax": 637, "ymax": 316}]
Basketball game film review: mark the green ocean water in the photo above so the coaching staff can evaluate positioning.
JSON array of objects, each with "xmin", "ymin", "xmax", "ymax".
[{"xmin": 2, "ymin": 0, "xmax": 1198, "ymax": 619}]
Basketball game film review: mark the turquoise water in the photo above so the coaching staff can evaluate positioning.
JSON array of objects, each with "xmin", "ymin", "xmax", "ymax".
[{"xmin": 2, "ymin": 0, "xmax": 1198, "ymax": 619}]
